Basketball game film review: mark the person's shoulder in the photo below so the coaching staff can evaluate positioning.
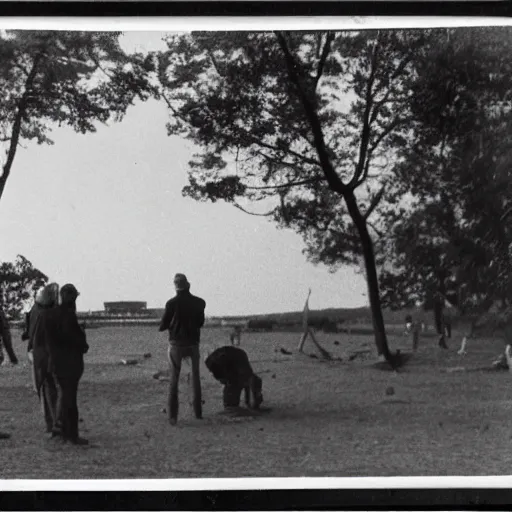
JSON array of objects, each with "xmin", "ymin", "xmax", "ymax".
[
  {"xmin": 40, "ymin": 307, "xmax": 56, "ymax": 319},
  {"xmin": 191, "ymin": 294, "xmax": 206, "ymax": 307},
  {"xmin": 166, "ymin": 297, "xmax": 177, "ymax": 307}
]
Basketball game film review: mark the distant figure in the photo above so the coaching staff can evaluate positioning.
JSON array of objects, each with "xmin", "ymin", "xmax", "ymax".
[
  {"xmin": 159, "ymin": 273, "xmax": 206, "ymax": 425},
  {"xmin": 0, "ymin": 305, "xmax": 18, "ymax": 365},
  {"xmin": 205, "ymin": 346, "xmax": 263, "ymax": 411},
  {"xmin": 443, "ymin": 314, "xmax": 452, "ymax": 339},
  {"xmin": 33, "ymin": 283, "xmax": 89, "ymax": 444},
  {"xmin": 404, "ymin": 315, "xmax": 420, "ymax": 352},
  {"xmin": 229, "ymin": 326, "xmax": 242, "ymax": 346}
]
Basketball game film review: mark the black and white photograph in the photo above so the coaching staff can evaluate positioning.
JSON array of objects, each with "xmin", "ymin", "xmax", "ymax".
[{"xmin": 1, "ymin": 18, "xmax": 512, "ymax": 483}]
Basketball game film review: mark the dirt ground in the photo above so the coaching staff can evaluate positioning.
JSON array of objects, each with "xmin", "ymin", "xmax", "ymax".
[{"xmin": 1, "ymin": 324, "xmax": 512, "ymax": 478}]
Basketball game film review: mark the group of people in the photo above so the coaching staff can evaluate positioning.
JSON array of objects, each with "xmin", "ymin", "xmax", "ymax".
[
  {"xmin": 404, "ymin": 314, "xmax": 452, "ymax": 351},
  {"xmin": 24, "ymin": 282, "xmax": 89, "ymax": 444},
  {"xmin": 0, "ymin": 272, "xmax": 264, "ymax": 440}
]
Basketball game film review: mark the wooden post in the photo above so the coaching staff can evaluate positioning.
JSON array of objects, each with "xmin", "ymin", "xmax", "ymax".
[{"xmin": 297, "ymin": 288, "xmax": 312, "ymax": 353}]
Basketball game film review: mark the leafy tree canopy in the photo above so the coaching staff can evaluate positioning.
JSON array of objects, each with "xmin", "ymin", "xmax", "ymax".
[
  {"xmin": 0, "ymin": 30, "xmax": 158, "ymax": 201},
  {"xmin": 0, "ymin": 254, "xmax": 48, "ymax": 319}
]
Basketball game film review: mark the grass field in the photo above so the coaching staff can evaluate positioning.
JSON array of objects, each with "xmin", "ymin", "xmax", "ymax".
[{"xmin": 1, "ymin": 324, "xmax": 512, "ymax": 478}]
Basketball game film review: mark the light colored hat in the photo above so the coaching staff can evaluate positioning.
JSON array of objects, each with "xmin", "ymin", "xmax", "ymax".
[
  {"xmin": 35, "ymin": 283, "xmax": 59, "ymax": 307},
  {"xmin": 174, "ymin": 273, "xmax": 190, "ymax": 291}
]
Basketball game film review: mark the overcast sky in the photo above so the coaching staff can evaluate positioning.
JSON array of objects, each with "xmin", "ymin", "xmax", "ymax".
[{"xmin": 0, "ymin": 31, "xmax": 367, "ymax": 317}]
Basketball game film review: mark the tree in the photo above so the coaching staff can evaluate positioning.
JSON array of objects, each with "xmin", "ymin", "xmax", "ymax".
[
  {"xmin": 0, "ymin": 30, "xmax": 157, "ymax": 203},
  {"xmin": 0, "ymin": 255, "xmax": 48, "ymax": 319},
  {"xmin": 157, "ymin": 30, "xmax": 432, "ymax": 367},
  {"xmin": 378, "ymin": 27, "xmax": 512, "ymax": 339}
]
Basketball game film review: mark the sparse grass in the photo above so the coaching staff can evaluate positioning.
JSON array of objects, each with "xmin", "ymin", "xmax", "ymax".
[{"xmin": 1, "ymin": 325, "xmax": 511, "ymax": 478}]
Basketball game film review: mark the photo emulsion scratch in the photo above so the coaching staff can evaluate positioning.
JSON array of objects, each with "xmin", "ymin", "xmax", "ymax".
[{"xmin": 1, "ymin": 21, "xmax": 512, "ymax": 484}]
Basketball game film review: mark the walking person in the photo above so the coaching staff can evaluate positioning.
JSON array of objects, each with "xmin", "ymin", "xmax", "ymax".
[
  {"xmin": 229, "ymin": 326, "xmax": 242, "ymax": 346},
  {"xmin": 0, "ymin": 305, "xmax": 18, "ymax": 365},
  {"xmin": 159, "ymin": 273, "xmax": 206, "ymax": 425},
  {"xmin": 34, "ymin": 283, "xmax": 89, "ymax": 444}
]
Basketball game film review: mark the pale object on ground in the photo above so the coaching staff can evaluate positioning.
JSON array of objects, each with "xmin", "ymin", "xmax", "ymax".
[
  {"xmin": 505, "ymin": 344, "xmax": 512, "ymax": 373},
  {"xmin": 120, "ymin": 359, "xmax": 139, "ymax": 365},
  {"xmin": 457, "ymin": 337, "xmax": 468, "ymax": 356},
  {"xmin": 444, "ymin": 366, "xmax": 467, "ymax": 373}
]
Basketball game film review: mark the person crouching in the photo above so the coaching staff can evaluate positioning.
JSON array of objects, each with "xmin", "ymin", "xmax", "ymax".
[{"xmin": 205, "ymin": 346, "xmax": 263, "ymax": 411}]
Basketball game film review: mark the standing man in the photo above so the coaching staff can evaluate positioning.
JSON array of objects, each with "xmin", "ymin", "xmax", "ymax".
[
  {"xmin": 35, "ymin": 283, "xmax": 89, "ymax": 444},
  {"xmin": 159, "ymin": 273, "xmax": 206, "ymax": 425},
  {"xmin": 404, "ymin": 314, "xmax": 420, "ymax": 352},
  {"xmin": 0, "ymin": 305, "xmax": 18, "ymax": 366}
]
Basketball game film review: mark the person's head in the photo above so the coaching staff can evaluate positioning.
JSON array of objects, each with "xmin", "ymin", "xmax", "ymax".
[
  {"xmin": 60, "ymin": 283, "xmax": 80, "ymax": 306},
  {"xmin": 174, "ymin": 273, "xmax": 190, "ymax": 292},
  {"xmin": 249, "ymin": 374, "xmax": 263, "ymax": 410},
  {"xmin": 35, "ymin": 283, "xmax": 60, "ymax": 308}
]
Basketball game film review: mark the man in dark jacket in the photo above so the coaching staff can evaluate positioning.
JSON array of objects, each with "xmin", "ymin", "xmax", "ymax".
[
  {"xmin": 205, "ymin": 346, "xmax": 263, "ymax": 411},
  {"xmin": 26, "ymin": 284, "xmax": 59, "ymax": 432},
  {"xmin": 34, "ymin": 283, "xmax": 89, "ymax": 444},
  {"xmin": 159, "ymin": 273, "xmax": 206, "ymax": 425},
  {"xmin": 0, "ymin": 305, "xmax": 18, "ymax": 365}
]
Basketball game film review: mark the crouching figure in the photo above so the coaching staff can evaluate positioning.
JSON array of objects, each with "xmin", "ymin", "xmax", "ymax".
[{"xmin": 205, "ymin": 346, "xmax": 263, "ymax": 411}]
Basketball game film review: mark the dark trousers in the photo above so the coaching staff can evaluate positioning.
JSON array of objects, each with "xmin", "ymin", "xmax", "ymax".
[
  {"xmin": 223, "ymin": 383, "xmax": 250, "ymax": 408},
  {"xmin": 168, "ymin": 345, "xmax": 202, "ymax": 421},
  {"xmin": 53, "ymin": 373, "xmax": 81, "ymax": 441},
  {"xmin": 41, "ymin": 374, "xmax": 58, "ymax": 433},
  {"xmin": 0, "ymin": 335, "xmax": 18, "ymax": 364}
]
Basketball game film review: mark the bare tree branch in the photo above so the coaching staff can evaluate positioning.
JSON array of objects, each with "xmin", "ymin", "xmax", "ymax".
[
  {"xmin": 241, "ymin": 131, "xmax": 322, "ymax": 168},
  {"xmin": 0, "ymin": 48, "xmax": 46, "ymax": 202},
  {"xmin": 275, "ymin": 31, "xmax": 346, "ymax": 194},
  {"xmin": 363, "ymin": 184, "xmax": 387, "ymax": 220},
  {"xmin": 349, "ymin": 32, "xmax": 380, "ymax": 189},
  {"xmin": 246, "ymin": 177, "xmax": 323, "ymax": 190},
  {"xmin": 206, "ymin": 48, "xmax": 224, "ymax": 77},
  {"xmin": 367, "ymin": 220, "xmax": 384, "ymax": 238},
  {"xmin": 315, "ymin": 32, "xmax": 335, "ymax": 90},
  {"xmin": 368, "ymin": 116, "xmax": 410, "ymax": 155},
  {"xmin": 233, "ymin": 202, "xmax": 276, "ymax": 217},
  {"xmin": 369, "ymin": 54, "xmax": 413, "ymax": 125}
]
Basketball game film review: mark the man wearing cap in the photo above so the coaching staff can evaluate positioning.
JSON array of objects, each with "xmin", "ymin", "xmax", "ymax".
[
  {"xmin": 159, "ymin": 273, "xmax": 206, "ymax": 425},
  {"xmin": 34, "ymin": 283, "xmax": 89, "ymax": 444}
]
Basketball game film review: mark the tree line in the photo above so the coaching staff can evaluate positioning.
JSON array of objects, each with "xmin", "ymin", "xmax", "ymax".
[{"xmin": 1, "ymin": 28, "xmax": 511, "ymax": 368}]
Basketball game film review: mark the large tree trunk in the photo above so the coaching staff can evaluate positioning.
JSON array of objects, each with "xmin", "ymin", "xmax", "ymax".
[
  {"xmin": 434, "ymin": 275, "xmax": 449, "ymax": 348},
  {"xmin": 344, "ymin": 192, "xmax": 394, "ymax": 365},
  {"xmin": 433, "ymin": 298, "xmax": 444, "ymax": 335},
  {"xmin": 0, "ymin": 51, "xmax": 44, "ymax": 203}
]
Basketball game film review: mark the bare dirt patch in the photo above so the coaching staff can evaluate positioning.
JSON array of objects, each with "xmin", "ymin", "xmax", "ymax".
[{"xmin": 1, "ymin": 326, "xmax": 511, "ymax": 478}]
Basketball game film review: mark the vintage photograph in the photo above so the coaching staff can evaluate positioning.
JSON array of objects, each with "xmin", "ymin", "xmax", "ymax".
[{"xmin": 1, "ymin": 23, "xmax": 512, "ymax": 479}]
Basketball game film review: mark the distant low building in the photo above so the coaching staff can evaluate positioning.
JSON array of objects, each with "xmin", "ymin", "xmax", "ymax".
[
  {"xmin": 205, "ymin": 317, "xmax": 222, "ymax": 327},
  {"xmin": 220, "ymin": 318, "xmax": 250, "ymax": 328},
  {"xmin": 104, "ymin": 301, "xmax": 147, "ymax": 315}
]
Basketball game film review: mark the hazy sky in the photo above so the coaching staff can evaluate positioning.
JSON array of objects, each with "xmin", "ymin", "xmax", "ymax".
[{"xmin": 0, "ymin": 31, "xmax": 367, "ymax": 317}]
